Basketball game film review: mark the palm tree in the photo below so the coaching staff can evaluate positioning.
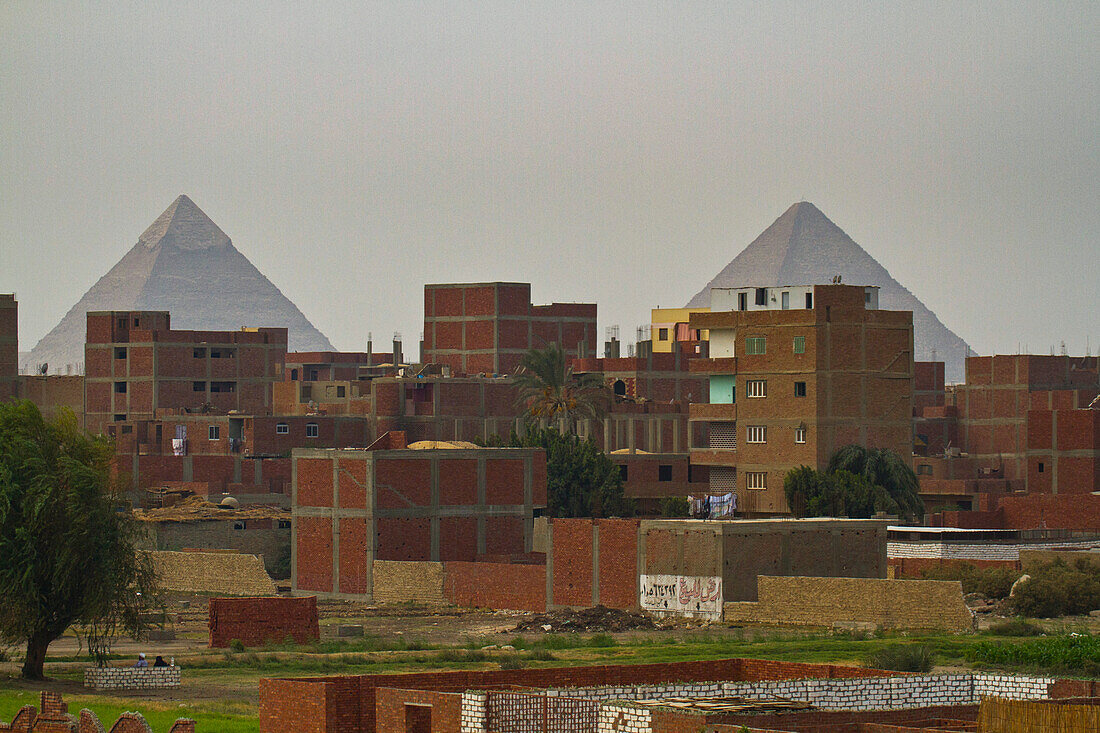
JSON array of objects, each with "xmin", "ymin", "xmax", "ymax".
[
  {"xmin": 513, "ymin": 344, "xmax": 610, "ymax": 431},
  {"xmin": 827, "ymin": 444, "xmax": 924, "ymax": 520}
]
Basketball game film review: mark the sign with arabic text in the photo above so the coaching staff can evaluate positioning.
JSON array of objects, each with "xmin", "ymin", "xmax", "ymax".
[{"xmin": 639, "ymin": 574, "xmax": 723, "ymax": 619}]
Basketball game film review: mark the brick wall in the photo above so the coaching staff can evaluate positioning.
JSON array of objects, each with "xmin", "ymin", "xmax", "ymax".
[
  {"xmin": 443, "ymin": 561, "xmax": 546, "ymax": 612},
  {"xmin": 723, "ymin": 576, "xmax": 973, "ymax": 632},
  {"xmin": 209, "ymin": 596, "xmax": 319, "ymax": 647},
  {"xmin": 0, "ymin": 692, "xmax": 195, "ymax": 732},
  {"xmin": 374, "ymin": 687, "xmax": 462, "ymax": 733},
  {"xmin": 372, "ymin": 561, "xmax": 446, "ymax": 605},
  {"xmin": 547, "ymin": 518, "xmax": 640, "ymax": 610}
]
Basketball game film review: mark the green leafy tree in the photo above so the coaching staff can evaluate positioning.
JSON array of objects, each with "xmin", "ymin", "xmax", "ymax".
[
  {"xmin": 659, "ymin": 496, "xmax": 690, "ymax": 518},
  {"xmin": 0, "ymin": 401, "xmax": 158, "ymax": 679},
  {"xmin": 485, "ymin": 427, "xmax": 633, "ymax": 517},
  {"xmin": 826, "ymin": 444, "xmax": 924, "ymax": 520},
  {"xmin": 513, "ymin": 344, "xmax": 610, "ymax": 431}
]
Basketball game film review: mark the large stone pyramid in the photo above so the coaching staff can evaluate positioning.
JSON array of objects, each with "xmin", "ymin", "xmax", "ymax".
[
  {"xmin": 687, "ymin": 202, "xmax": 972, "ymax": 382},
  {"xmin": 28, "ymin": 195, "xmax": 334, "ymax": 371}
]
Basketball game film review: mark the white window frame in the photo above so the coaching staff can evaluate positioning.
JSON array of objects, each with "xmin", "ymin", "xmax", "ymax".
[
  {"xmin": 746, "ymin": 471, "xmax": 767, "ymax": 490},
  {"xmin": 306, "ymin": 423, "xmax": 319, "ymax": 438},
  {"xmin": 747, "ymin": 425, "xmax": 766, "ymax": 444},
  {"xmin": 208, "ymin": 425, "xmax": 220, "ymax": 441},
  {"xmin": 746, "ymin": 380, "xmax": 767, "ymax": 398},
  {"xmin": 795, "ymin": 427, "xmax": 806, "ymax": 444},
  {"xmin": 276, "ymin": 422, "xmax": 289, "ymax": 435}
]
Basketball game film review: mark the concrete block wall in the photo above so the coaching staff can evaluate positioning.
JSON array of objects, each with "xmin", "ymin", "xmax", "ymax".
[
  {"xmin": 597, "ymin": 703, "xmax": 652, "ymax": 733},
  {"xmin": 82, "ymin": 666, "xmax": 181, "ymax": 691},
  {"xmin": 459, "ymin": 692, "xmax": 488, "ymax": 733},
  {"xmin": 723, "ymin": 576, "xmax": 974, "ymax": 631}
]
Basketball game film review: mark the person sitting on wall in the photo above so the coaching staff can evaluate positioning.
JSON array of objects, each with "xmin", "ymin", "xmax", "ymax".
[
  {"xmin": 153, "ymin": 655, "xmax": 169, "ymax": 668},
  {"xmin": 133, "ymin": 653, "xmax": 148, "ymax": 668}
]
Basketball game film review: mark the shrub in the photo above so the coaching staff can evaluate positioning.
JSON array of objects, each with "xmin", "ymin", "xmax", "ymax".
[
  {"xmin": 1009, "ymin": 560, "xmax": 1100, "ymax": 618},
  {"xmin": 498, "ymin": 654, "xmax": 526, "ymax": 670},
  {"xmin": 919, "ymin": 563, "xmax": 1019, "ymax": 599},
  {"xmin": 865, "ymin": 643, "xmax": 934, "ymax": 672},
  {"xmin": 587, "ymin": 634, "xmax": 616, "ymax": 648},
  {"xmin": 228, "ymin": 639, "xmax": 245, "ymax": 653},
  {"xmin": 987, "ymin": 618, "xmax": 1044, "ymax": 637},
  {"xmin": 526, "ymin": 648, "xmax": 556, "ymax": 661},
  {"xmin": 659, "ymin": 496, "xmax": 690, "ymax": 518}
]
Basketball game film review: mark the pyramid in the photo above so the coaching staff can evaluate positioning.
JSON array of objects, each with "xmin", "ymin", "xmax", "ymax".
[
  {"xmin": 687, "ymin": 202, "xmax": 972, "ymax": 382},
  {"xmin": 27, "ymin": 195, "xmax": 334, "ymax": 371}
]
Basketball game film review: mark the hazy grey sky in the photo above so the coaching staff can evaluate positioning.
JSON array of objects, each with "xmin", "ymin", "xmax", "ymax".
[{"xmin": 2, "ymin": 2, "xmax": 1097, "ymax": 358}]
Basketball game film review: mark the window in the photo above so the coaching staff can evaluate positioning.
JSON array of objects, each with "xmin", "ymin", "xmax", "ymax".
[
  {"xmin": 233, "ymin": 522, "xmax": 245, "ymax": 531},
  {"xmin": 746, "ymin": 380, "xmax": 767, "ymax": 398},
  {"xmin": 658, "ymin": 465, "xmax": 673, "ymax": 482},
  {"xmin": 865, "ymin": 290, "xmax": 872, "ymax": 303},
  {"xmin": 114, "ymin": 381, "xmax": 127, "ymax": 393},
  {"xmin": 113, "ymin": 414, "xmax": 125, "ymax": 422},
  {"xmin": 745, "ymin": 337, "xmax": 766, "ymax": 355},
  {"xmin": 746, "ymin": 471, "xmax": 767, "ymax": 490},
  {"xmin": 278, "ymin": 519, "xmax": 291, "ymax": 530},
  {"xmin": 755, "ymin": 287, "xmax": 767, "ymax": 306},
  {"xmin": 738, "ymin": 292, "xmax": 747, "ymax": 311},
  {"xmin": 1038, "ymin": 462, "xmax": 1044, "ymax": 473},
  {"xmin": 121, "ymin": 425, "xmax": 133, "ymax": 434},
  {"xmin": 117, "ymin": 318, "xmax": 126, "ymax": 330},
  {"xmin": 793, "ymin": 336, "xmax": 805, "ymax": 354},
  {"xmin": 132, "ymin": 318, "xmax": 139, "ymax": 327},
  {"xmin": 805, "ymin": 292, "xmax": 813, "ymax": 309},
  {"xmin": 917, "ymin": 465, "xmax": 933, "ymax": 475},
  {"xmin": 210, "ymin": 348, "xmax": 236, "ymax": 358},
  {"xmin": 193, "ymin": 348, "xmax": 206, "ymax": 358},
  {"xmin": 747, "ymin": 425, "xmax": 766, "ymax": 444},
  {"xmin": 306, "ymin": 423, "xmax": 319, "ymax": 438},
  {"xmin": 794, "ymin": 381, "xmax": 807, "ymax": 397},
  {"xmin": 337, "ymin": 385, "xmax": 346, "ymax": 398},
  {"xmin": 658, "ymin": 328, "xmax": 668, "ymax": 341},
  {"xmin": 114, "ymin": 347, "xmax": 127, "ymax": 359},
  {"xmin": 193, "ymin": 381, "xmax": 206, "ymax": 392},
  {"xmin": 276, "ymin": 422, "xmax": 289, "ymax": 435},
  {"xmin": 781, "ymin": 291, "xmax": 790, "ymax": 310},
  {"xmin": 208, "ymin": 425, "xmax": 220, "ymax": 440},
  {"xmin": 210, "ymin": 381, "xmax": 236, "ymax": 393},
  {"xmin": 795, "ymin": 427, "xmax": 806, "ymax": 443},
  {"xmin": 619, "ymin": 464, "xmax": 628, "ymax": 481},
  {"xmin": 308, "ymin": 369, "xmax": 319, "ymax": 381}
]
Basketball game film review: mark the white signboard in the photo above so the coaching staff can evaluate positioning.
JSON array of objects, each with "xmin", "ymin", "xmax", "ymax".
[{"xmin": 639, "ymin": 574, "xmax": 723, "ymax": 619}]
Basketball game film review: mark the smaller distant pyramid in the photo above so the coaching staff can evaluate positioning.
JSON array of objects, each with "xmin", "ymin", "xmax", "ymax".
[
  {"xmin": 687, "ymin": 202, "xmax": 973, "ymax": 382},
  {"xmin": 27, "ymin": 195, "xmax": 334, "ymax": 371}
]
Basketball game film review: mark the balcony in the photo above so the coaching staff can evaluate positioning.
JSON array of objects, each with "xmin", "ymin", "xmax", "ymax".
[
  {"xmin": 689, "ymin": 357, "xmax": 737, "ymax": 374},
  {"xmin": 689, "ymin": 402, "xmax": 737, "ymax": 422},
  {"xmin": 689, "ymin": 448, "xmax": 738, "ymax": 467}
]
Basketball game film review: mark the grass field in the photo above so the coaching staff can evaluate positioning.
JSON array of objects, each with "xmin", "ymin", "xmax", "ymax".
[{"xmin": 1, "ymin": 626, "xmax": 1096, "ymax": 732}]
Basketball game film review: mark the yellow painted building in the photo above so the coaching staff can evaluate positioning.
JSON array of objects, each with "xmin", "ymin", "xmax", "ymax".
[{"xmin": 650, "ymin": 307, "xmax": 710, "ymax": 352}]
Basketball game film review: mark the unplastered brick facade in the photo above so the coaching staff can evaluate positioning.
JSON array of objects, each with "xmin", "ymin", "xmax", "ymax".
[
  {"xmin": 423, "ymin": 282, "xmax": 597, "ymax": 374},
  {"xmin": 292, "ymin": 445, "xmax": 546, "ymax": 600},
  {"xmin": 689, "ymin": 284, "xmax": 914, "ymax": 515},
  {"xmin": 208, "ymin": 596, "xmax": 319, "ymax": 647},
  {"xmin": 84, "ymin": 310, "xmax": 287, "ymax": 434},
  {"xmin": 0, "ymin": 294, "xmax": 18, "ymax": 400}
]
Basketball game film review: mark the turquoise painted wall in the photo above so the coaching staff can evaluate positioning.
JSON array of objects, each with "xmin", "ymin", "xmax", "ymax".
[{"xmin": 709, "ymin": 375, "xmax": 735, "ymax": 404}]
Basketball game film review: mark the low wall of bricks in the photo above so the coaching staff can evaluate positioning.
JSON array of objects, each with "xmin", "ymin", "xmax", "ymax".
[
  {"xmin": 147, "ymin": 550, "xmax": 276, "ymax": 596},
  {"xmin": 443, "ymin": 561, "xmax": 546, "ymax": 612},
  {"xmin": 0, "ymin": 691, "xmax": 196, "ymax": 732},
  {"xmin": 83, "ymin": 665, "xmax": 182, "ymax": 690},
  {"xmin": 209, "ymin": 596, "xmax": 319, "ymax": 647},
  {"xmin": 723, "ymin": 576, "xmax": 974, "ymax": 631},
  {"xmin": 372, "ymin": 560, "xmax": 445, "ymax": 605}
]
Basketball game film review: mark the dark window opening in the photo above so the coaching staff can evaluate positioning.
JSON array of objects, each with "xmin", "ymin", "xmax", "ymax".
[
  {"xmin": 738, "ymin": 292, "xmax": 748, "ymax": 311},
  {"xmin": 278, "ymin": 520, "xmax": 291, "ymax": 529},
  {"xmin": 120, "ymin": 425, "xmax": 132, "ymax": 434},
  {"xmin": 337, "ymin": 385, "xmax": 346, "ymax": 398},
  {"xmin": 208, "ymin": 425, "xmax": 220, "ymax": 441},
  {"xmin": 132, "ymin": 318, "xmax": 139, "ymax": 327},
  {"xmin": 308, "ymin": 369, "xmax": 319, "ymax": 381},
  {"xmin": 290, "ymin": 368, "xmax": 299, "ymax": 380},
  {"xmin": 210, "ymin": 381, "xmax": 236, "ymax": 393},
  {"xmin": 658, "ymin": 465, "xmax": 673, "ymax": 482},
  {"xmin": 193, "ymin": 381, "xmax": 206, "ymax": 392},
  {"xmin": 210, "ymin": 348, "xmax": 236, "ymax": 359},
  {"xmin": 805, "ymin": 292, "xmax": 813, "ymax": 309},
  {"xmin": 117, "ymin": 318, "xmax": 126, "ymax": 330},
  {"xmin": 306, "ymin": 423, "xmax": 319, "ymax": 438},
  {"xmin": 113, "ymin": 414, "xmax": 125, "ymax": 422},
  {"xmin": 794, "ymin": 381, "xmax": 807, "ymax": 397},
  {"xmin": 193, "ymin": 348, "xmax": 206, "ymax": 358},
  {"xmin": 1038, "ymin": 462, "xmax": 1044, "ymax": 473},
  {"xmin": 114, "ymin": 382, "xmax": 127, "ymax": 393},
  {"xmin": 658, "ymin": 328, "xmax": 668, "ymax": 341},
  {"xmin": 619, "ymin": 464, "xmax": 628, "ymax": 481},
  {"xmin": 114, "ymin": 347, "xmax": 127, "ymax": 359},
  {"xmin": 613, "ymin": 380, "xmax": 627, "ymax": 397},
  {"xmin": 155, "ymin": 424, "xmax": 162, "ymax": 443},
  {"xmin": 917, "ymin": 465, "xmax": 933, "ymax": 475},
  {"xmin": 233, "ymin": 522, "xmax": 245, "ymax": 531},
  {"xmin": 755, "ymin": 287, "xmax": 767, "ymax": 306}
]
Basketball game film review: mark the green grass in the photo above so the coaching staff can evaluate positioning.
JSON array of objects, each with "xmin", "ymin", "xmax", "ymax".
[
  {"xmin": 965, "ymin": 634, "xmax": 1100, "ymax": 677},
  {"xmin": 0, "ymin": 689, "xmax": 258, "ymax": 733}
]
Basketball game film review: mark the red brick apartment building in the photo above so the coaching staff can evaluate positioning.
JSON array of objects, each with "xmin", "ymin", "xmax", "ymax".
[
  {"xmin": 0, "ymin": 294, "xmax": 17, "ymax": 400},
  {"xmin": 689, "ymin": 284, "xmax": 914, "ymax": 515},
  {"xmin": 292, "ymin": 438, "xmax": 547, "ymax": 599},
  {"xmin": 422, "ymin": 282, "xmax": 597, "ymax": 374},
  {"xmin": 84, "ymin": 310, "xmax": 287, "ymax": 434}
]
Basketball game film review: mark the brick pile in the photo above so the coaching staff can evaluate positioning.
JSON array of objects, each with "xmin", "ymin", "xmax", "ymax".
[
  {"xmin": 722, "ymin": 576, "xmax": 974, "ymax": 631},
  {"xmin": 209, "ymin": 596, "xmax": 319, "ymax": 647},
  {"xmin": 372, "ymin": 561, "xmax": 445, "ymax": 605},
  {"xmin": 83, "ymin": 666, "xmax": 181, "ymax": 691},
  {"xmin": 146, "ymin": 550, "xmax": 276, "ymax": 596}
]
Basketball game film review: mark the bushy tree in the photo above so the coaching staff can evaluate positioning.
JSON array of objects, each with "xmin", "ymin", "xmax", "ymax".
[
  {"xmin": 484, "ymin": 427, "xmax": 633, "ymax": 517},
  {"xmin": 659, "ymin": 496, "xmax": 690, "ymax": 518},
  {"xmin": 784, "ymin": 446, "xmax": 923, "ymax": 521},
  {"xmin": 1010, "ymin": 559, "xmax": 1100, "ymax": 618},
  {"xmin": 0, "ymin": 401, "xmax": 158, "ymax": 679},
  {"xmin": 827, "ymin": 444, "xmax": 924, "ymax": 520},
  {"xmin": 513, "ymin": 344, "xmax": 610, "ymax": 430}
]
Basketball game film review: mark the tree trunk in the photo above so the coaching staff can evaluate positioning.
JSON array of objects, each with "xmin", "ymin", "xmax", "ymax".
[{"xmin": 22, "ymin": 633, "xmax": 51, "ymax": 680}]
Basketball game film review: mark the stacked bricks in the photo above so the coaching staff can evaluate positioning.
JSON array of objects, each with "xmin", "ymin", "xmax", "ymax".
[
  {"xmin": 722, "ymin": 576, "xmax": 974, "ymax": 632},
  {"xmin": 209, "ymin": 596, "xmax": 318, "ymax": 647},
  {"xmin": 372, "ymin": 561, "xmax": 445, "ymax": 605},
  {"xmin": 148, "ymin": 551, "xmax": 276, "ymax": 596},
  {"xmin": 82, "ymin": 666, "xmax": 181, "ymax": 690}
]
